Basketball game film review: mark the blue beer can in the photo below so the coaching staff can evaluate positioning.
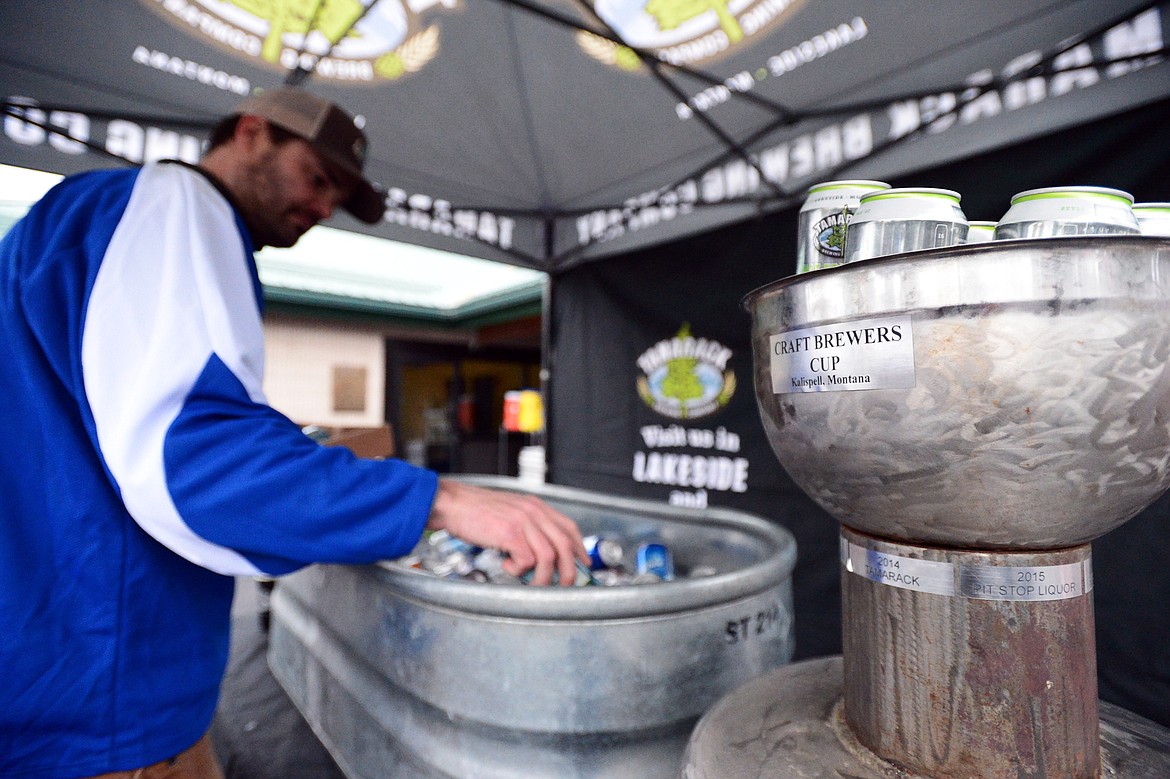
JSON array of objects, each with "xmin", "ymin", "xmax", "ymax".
[
  {"xmin": 583, "ymin": 534, "xmax": 624, "ymax": 570},
  {"xmin": 636, "ymin": 542, "xmax": 675, "ymax": 581}
]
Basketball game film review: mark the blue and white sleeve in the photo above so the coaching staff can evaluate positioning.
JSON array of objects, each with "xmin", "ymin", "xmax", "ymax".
[{"xmin": 81, "ymin": 164, "xmax": 435, "ymax": 577}]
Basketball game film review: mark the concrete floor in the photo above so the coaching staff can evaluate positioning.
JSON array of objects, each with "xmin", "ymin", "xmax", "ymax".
[{"xmin": 211, "ymin": 578, "xmax": 346, "ymax": 779}]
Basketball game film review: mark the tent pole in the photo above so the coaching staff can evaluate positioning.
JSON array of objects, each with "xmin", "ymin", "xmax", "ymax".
[{"xmin": 539, "ymin": 274, "xmax": 553, "ymax": 477}]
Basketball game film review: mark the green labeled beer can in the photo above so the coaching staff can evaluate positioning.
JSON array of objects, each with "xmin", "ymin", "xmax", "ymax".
[{"xmin": 796, "ymin": 180, "xmax": 889, "ymax": 274}]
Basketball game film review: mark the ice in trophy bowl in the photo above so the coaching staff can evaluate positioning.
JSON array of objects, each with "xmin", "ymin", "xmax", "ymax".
[{"xmin": 745, "ymin": 236, "xmax": 1170, "ymax": 549}]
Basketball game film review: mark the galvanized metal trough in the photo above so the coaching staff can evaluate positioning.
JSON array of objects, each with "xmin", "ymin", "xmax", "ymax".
[{"xmin": 267, "ymin": 476, "xmax": 797, "ymax": 779}]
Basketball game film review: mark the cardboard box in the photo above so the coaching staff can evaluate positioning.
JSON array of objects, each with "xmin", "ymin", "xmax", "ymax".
[{"xmin": 323, "ymin": 424, "xmax": 395, "ymax": 460}]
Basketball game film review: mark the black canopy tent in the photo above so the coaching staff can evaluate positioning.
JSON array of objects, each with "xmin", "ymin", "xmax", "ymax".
[
  {"xmin": 4, "ymin": 0, "xmax": 1170, "ymax": 733},
  {"xmin": 1, "ymin": 0, "xmax": 1167, "ymax": 270}
]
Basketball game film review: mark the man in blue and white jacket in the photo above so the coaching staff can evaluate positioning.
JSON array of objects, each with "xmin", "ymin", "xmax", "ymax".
[{"xmin": 0, "ymin": 88, "xmax": 586, "ymax": 779}]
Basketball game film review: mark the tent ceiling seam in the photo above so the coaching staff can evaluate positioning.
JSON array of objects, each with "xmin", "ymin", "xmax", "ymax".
[
  {"xmin": 569, "ymin": 0, "xmax": 789, "ymax": 203},
  {"xmin": 283, "ymin": 0, "xmax": 382, "ymax": 87},
  {"xmin": 283, "ymin": 0, "xmax": 328, "ymax": 86},
  {"xmin": 497, "ymin": 3, "xmax": 559, "ymax": 262},
  {"xmin": 493, "ymin": 0, "xmax": 797, "ymax": 122}
]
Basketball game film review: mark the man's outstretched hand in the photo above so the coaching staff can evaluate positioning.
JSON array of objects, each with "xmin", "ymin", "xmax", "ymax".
[{"xmin": 427, "ymin": 479, "xmax": 588, "ymax": 586}]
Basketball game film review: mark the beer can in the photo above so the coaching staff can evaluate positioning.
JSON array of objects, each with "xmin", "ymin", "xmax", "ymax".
[
  {"xmin": 1133, "ymin": 202, "xmax": 1170, "ymax": 236},
  {"xmin": 994, "ymin": 186, "xmax": 1140, "ymax": 239},
  {"xmin": 583, "ymin": 534, "xmax": 624, "ymax": 570},
  {"xmin": 635, "ymin": 542, "xmax": 675, "ymax": 581},
  {"xmin": 796, "ymin": 180, "xmax": 890, "ymax": 274},
  {"xmin": 843, "ymin": 188, "xmax": 968, "ymax": 264},
  {"xmin": 965, "ymin": 221, "xmax": 997, "ymax": 244}
]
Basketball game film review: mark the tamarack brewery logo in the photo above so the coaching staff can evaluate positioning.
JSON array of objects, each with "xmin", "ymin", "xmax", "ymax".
[
  {"xmin": 637, "ymin": 324, "xmax": 736, "ymax": 419},
  {"xmin": 577, "ymin": 0, "xmax": 802, "ymax": 70},
  {"xmin": 143, "ymin": 0, "xmax": 455, "ymax": 81},
  {"xmin": 814, "ymin": 208, "xmax": 850, "ymax": 259}
]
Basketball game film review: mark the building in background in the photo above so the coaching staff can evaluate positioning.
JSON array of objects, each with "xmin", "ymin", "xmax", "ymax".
[{"xmin": 0, "ymin": 164, "xmax": 547, "ymax": 475}]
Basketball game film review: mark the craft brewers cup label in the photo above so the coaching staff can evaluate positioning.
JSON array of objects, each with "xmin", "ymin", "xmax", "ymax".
[{"xmin": 770, "ymin": 314, "xmax": 915, "ymax": 394}]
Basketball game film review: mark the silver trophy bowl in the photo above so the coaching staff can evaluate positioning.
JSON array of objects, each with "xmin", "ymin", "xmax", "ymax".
[{"xmin": 746, "ymin": 236, "xmax": 1170, "ymax": 549}]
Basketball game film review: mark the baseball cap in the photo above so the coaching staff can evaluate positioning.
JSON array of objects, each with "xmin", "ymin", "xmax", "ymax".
[{"xmin": 232, "ymin": 87, "xmax": 385, "ymax": 224}]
